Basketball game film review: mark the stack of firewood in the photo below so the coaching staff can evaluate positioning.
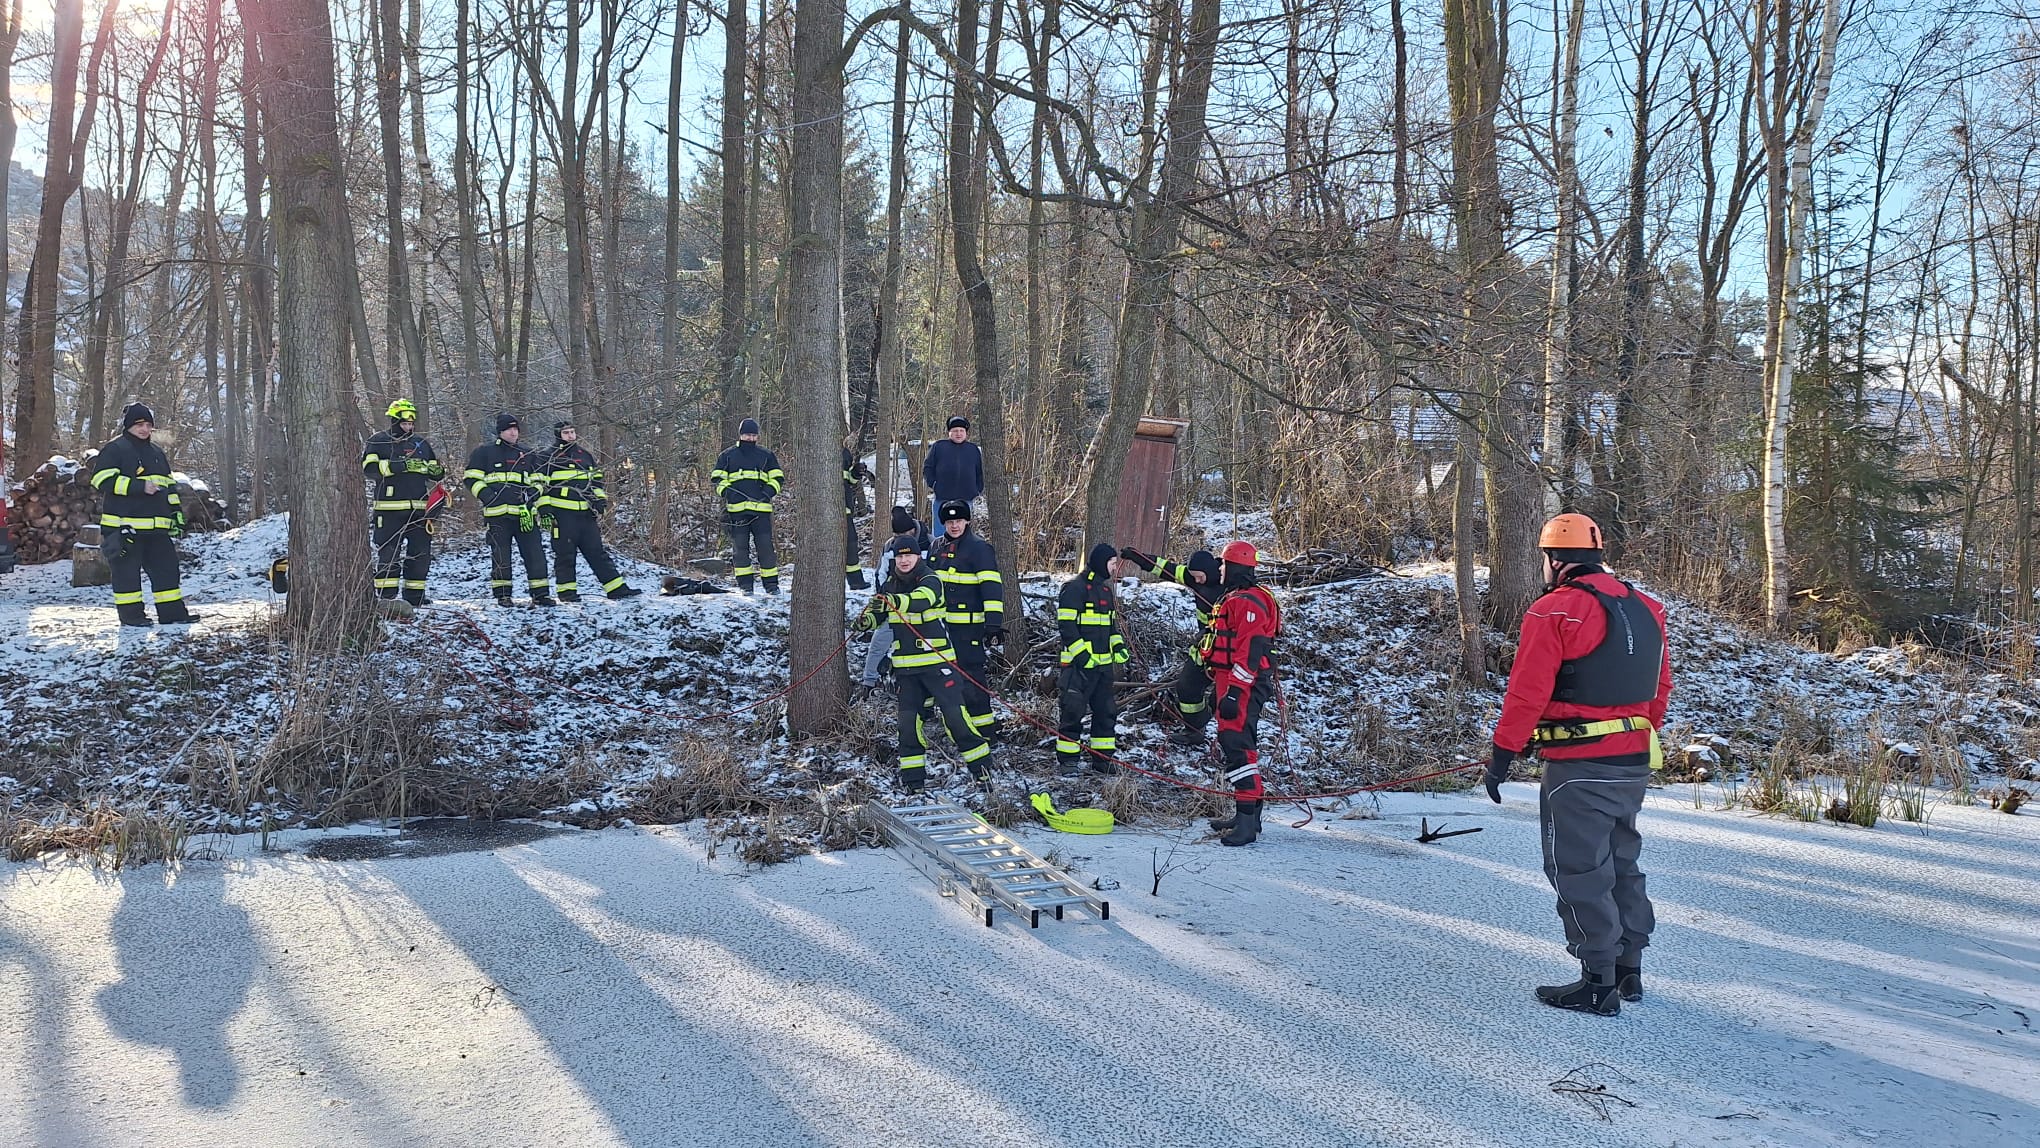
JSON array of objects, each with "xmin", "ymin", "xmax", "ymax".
[{"xmin": 5, "ymin": 454, "xmax": 230, "ymax": 564}]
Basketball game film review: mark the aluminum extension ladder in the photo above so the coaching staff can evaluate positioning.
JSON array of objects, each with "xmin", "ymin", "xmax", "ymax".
[{"xmin": 865, "ymin": 800, "xmax": 1111, "ymax": 928}]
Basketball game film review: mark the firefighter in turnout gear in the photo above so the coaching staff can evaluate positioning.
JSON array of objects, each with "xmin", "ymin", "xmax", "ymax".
[
  {"xmin": 855, "ymin": 539, "xmax": 994, "ymax": 792},
  {"xmin": 1119, "ymin": 546, "xmax": 1225, "ymax": 743},
  {"xmin": 930, "ymin": 499, "xmax": 1005, "ymax": 737},
  {"xmin": 465, "ymin": 413, "xmax": 555, "ymax": 606},
  {"xmin": 1055, "ymin": 543, "xmax": 1128, "ymax": 776},
  {"xmin": 361, "ymin": 398, "xmax": 444, "ymax": 606},
  {"xmin": 712, "ymin": 417, "xmax": 784, "ymax": 593},
  {"xmin": 843, "ymin": 441, "xmax": 869, "ymax": 590},
  {"xmin": 1489, "ymin": 512, "xmax": 1671, "ymax": 1016},
  {"xmin": 540, "ymin": 422, "xmax": 641, "ymax": 602},
  {"xmin": 90, "ymin": 403, "xmax": 197, "ymax": 626},
  {"xmin": 1204, "ymin": 541, "xmax": 1282, "ymax": 846}
]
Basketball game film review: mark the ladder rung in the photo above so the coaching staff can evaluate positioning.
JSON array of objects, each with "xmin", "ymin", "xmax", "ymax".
[
  {"xmin": 997, "ymin": 881, "xmax": 1072, "ymax": 894},
  {"xmin": 1019, "ymin": 895, "xmax": 1096, "ymax": 909},
  {"xmin": 927, "ymin": 829, "xmax": 998, "ymax": 841},
  {"xmin": 968, "ymin": 862, "xmax": 1048, "ymax": 875}
]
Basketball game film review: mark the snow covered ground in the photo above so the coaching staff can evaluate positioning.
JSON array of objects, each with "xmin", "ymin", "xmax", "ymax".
[{"xmin": 3, "ymin": 787, "xmax": 2035, "ymax": 1147}]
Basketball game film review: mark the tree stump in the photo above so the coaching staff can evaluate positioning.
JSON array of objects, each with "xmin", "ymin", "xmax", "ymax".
[{"xmin": 71, "ymin": 524, "xmax": 110, "ymax": 587}]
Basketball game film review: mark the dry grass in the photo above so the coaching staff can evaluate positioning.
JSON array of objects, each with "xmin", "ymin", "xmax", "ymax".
[
  {"xmin": 629, "ymin": 733, "xmax": 770, "ymax": 823},
  {"xmin": 1096, "ymin": 774, "xmax": 1147, "ymax": 825},
  {"xmin": 1, "ymin": 800, "xmax": 195, "ymax": 868}
]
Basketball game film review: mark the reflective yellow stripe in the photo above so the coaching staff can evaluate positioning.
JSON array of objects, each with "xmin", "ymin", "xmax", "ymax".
[
  {"xmin": 603, "ymin": 575, "xmax": 627, "ymax": 592},
  {"xmin": 374, "ymin": 500, "xmax": 427, "ymax": 511},
  {"xmin": 1056, "ymin": 739, "xmax": 1080, "ymax": 754},
  {"xmin": 113, "ymin": 590, "xmax": 145, "ymax": 605},
  {"xmin": 101, "ymin": 514, "xmax": 174, "ymax": 530},
  {"xmin": 1532, "ymin": 717, "xmax": 1663, "ymax": 770},
  {"xmin": 153, "ymin": 588, "xmax": 184, "ymax": 603},
  {"xmin": 724, "ymin": 500, "xmax": 775, "ymax": 513},
  {"xmin": 960, "ymin": 742, "xmax": 990, "ymax": 762},
  {"xmin": 1056, "ymin": 608, "xmax": 1079, "ymax": 621},
  {"xmin": 900, "ymin": 755, "xmax": 927, "ymax": 769},
  {"xmin": 91, "ymin": 467, "xmax": 122, "ymax": 491}
]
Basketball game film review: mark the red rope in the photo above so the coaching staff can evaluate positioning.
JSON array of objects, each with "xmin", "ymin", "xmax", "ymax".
[{"xmin": 895, "ymin": 617, "xmax": 1477, "ymax": 807}]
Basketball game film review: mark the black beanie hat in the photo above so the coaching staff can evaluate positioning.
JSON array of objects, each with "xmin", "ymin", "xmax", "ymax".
[
  {"xmin": 122, "ymin": 403, "xmax": 156, "ymax": 431},
  {"xmin": 939, "ymin": 499, "xmax": 972, "ymax": 524},
  {"xmin": 947, "ymin": 415, "xmax": 970, "ymax": 431},
  {"xmin": 1087, "ymin": 542, "xmax": 1117, "ymax": 577},
  {"xmin": 554, "ymin": 420, "xmax": 573, "ymax": 440},
  {"xmin": 739, "ymin": 417, "xmax": 761, "ymax": 437},
  {"xmin": 496, "ymin": 412, "xmax": 521, "ymax": 435},
  {"xmin": 891, "ymin": 506, "xmax": 917, "ymax": 535},
  {"xmin": 1187, "ymin": 549, "xmax": 1221, "ymax": 583}
]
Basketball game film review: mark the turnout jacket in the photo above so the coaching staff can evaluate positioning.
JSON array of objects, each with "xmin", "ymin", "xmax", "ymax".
[
  {"xmin": 842, "ymin": 448, "xmax": 866, "ymax": 512},
  {"xmin": 90, "ymin": 432, "xmax": 181, "ymax": 532},
  {"xmin": 712, "ymin": 441, "xmax": 784, "ymax": 518},
  {"xmin": 361, "ymin": 430, "xmax": 443, "ymax": 512},
  {"xmin": 1494, "ymin": 570, "xmax": 1672, "ymax": 763},
  {"xmin": 464, "ymin": 437, "xmax": 547, "ymax": 518},
  {"xmin": 930, "ymin": 527, "xmax": 1005, "ymax": 629},
  {"xmin": 539, "ymin": 442, "xmax": 607, "ymax": 512},
  {"xmin": 1056, "ymin": 572, "xmax": 1128, "ymax": 669},
  {"xmin": 1132, "ymin": 550, "xmax": 1225, "ymax": 633},
  {"xmin": 866, "ymin": 566, "xmax": 957, "ymax": 671}
]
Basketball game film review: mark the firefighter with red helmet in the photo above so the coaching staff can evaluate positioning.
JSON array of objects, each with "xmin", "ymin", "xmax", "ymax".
[
  {"xmin": 1202, "ymin": 541, "xmax": 1282, "ymax": 846},
  {"xmin": 1489, "ymin": 512, "xmax": 1672, "ymax": 1016},
  {"xmin": 362, "ymin": 399, "xmax": 445, "ymax": 606}
]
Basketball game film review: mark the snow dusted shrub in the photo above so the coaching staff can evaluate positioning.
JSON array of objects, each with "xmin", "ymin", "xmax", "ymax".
[
  {"xmin": 631, "ymin": 733, "xmax": 767, "ymax": 822},
  {"xmin": 1748, "ymin": 741, "xmax": 1799, "ymax": 813},
  {"xmin": 1, "ymin": 800, "xmax": 192, "ymax": 868}
]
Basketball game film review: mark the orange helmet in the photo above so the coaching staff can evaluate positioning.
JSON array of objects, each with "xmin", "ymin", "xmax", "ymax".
[
  {"xmin": 1538, "ymin": 513, "xmax": 1604, "ymax": 551},
  {"xmin": 1221, "ymin": 540, "xmax": 1259, "ymax": 566}
]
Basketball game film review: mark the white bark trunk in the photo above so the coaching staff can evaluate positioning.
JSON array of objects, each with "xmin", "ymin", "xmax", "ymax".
[{"xmin": 1762, "ymin": 0, "xmax": 1842, "ymax": 628}]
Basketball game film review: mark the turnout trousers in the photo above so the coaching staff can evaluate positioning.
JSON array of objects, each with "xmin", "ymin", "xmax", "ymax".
[
  {"xmin": 1173, "ymin": 651, "xmax": 1213, "ymax": 731},
  {"xmin": 1539, "ymin": 757, "xmax": 1656, "ymax": 974},
  {"xmin": 107, "ymin": 529, "xmax": 189, "ymax": 623},
  {"xmin": 725, "ymin": 512, "xmax": 778, "ymax": 590},
  {"xmin": 948, "ymin": 622, "xmax": 994, "ymax": 733},
  {"xmin": 373, "ymin": 510, "xmax": 433, "ymax": 604},
  {"xmin": 487, "ymin": 517, "xmax": 551, "ymax": 600},
  {"xmin": 896, "ymin": 665, "xmax": 991, "ymax": 776},
  {"xmin": 1057, "ymin": 663, "xmax": 1118, "ymax": 772},
  {"xmin": 550, "ymin": 509, "xmax": 624, "ymax": 597}
]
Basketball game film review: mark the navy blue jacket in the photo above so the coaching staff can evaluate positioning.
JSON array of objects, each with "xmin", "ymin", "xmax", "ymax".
[{"xmin": 922, "ymin": 438, "xmax": 984, "ymax": 504}]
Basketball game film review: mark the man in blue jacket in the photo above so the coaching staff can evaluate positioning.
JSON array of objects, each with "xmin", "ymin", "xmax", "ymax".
[{"xmin": 921, "ymin": 416, "xmax": 983, "ymax": 525}]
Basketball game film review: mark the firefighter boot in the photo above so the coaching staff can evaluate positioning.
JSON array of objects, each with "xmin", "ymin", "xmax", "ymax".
[
  {"xmin": 558, "ymin": 590, "xmax": 582, "ymax": 603},
  {"xmin": 763, "ymin": 576, "xmax": 781, "ymax": 595},
  {"xmin": 1615, "ymin": 964, "xmax": 1643, "ymax": 1003},
  {"xmin": 848, "ymin": 569, "xmax": 868, "ymax": 590},
  {"xmin": 1218, "ymin": 800, "xmax": 1262, "ymax": 847},
  {"xmin": 157, "ymin": 602, "xmax": 200, "ymax": 625},
  {"xmin": 530, "ymin": 594, "xmax": 558, "ymax": 607},
  {"xmin": 1536, "ymin": 964, "xmax": 1622, "ymax": 1016},
  {"xmin": 607, "ymin": 585, "xmax": 643, "ymax": 600},
  {"xmin": 899, "ymin": 765, "xmax": 927, "ymax": 793},
  {"xmin": 118, "ymin": 604, "xmax": 154, "ymax": 628},
  {"xmin": 737, "ymin": 575, "xmax": 756, "ymax": 594}
]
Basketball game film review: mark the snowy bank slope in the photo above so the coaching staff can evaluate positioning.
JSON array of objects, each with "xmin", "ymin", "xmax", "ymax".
[{"xmin": 3, "ymin": 788, "xmax": 2034, "ymax": 1148}]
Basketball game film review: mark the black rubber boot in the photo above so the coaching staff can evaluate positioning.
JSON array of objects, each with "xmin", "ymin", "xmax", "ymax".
[
  {"xmin": 1536, "ymin": 965, "xmax": 1622, "ymax": 1016},
  {"xmin": 119, "ymin": 607, "xmax": 155, "ymax": 628},
  {"xmin": 1058, "ymin": 755, "xmax": 1083, "ymax": 779},
  {"xmin": 899, "ymin": 765, "xmax": 927, "ymax": 793},
  {"xmin": 1218, "ymin": 800, "xmax": 1262, "ymax": 847},
  {"xmin": 1615, "ymin": 965, "xmax": 1643, "ymax": 1003},
  {"xmin": 764, "ymin": 578, "xmax": 781, "ymax": 595},
  {"xmin": 530, "ymin": 595, "xmax": 558, "ymax": 608},
  {"xmin": 608, "ymin": 586, "xmax": 643, "ymax": 600},
  {"xmin": 1170, "ymin": 724, "xmax": 1207, "ymax": 747},
  {"xmin": 157, "ymin": 605, "xmax": 199, "ymax": 625},
  {"xmin": 495, "ymin": 595, "xmax": 517, "ymax": 607},
  {"xmin": 558, "ymin": 590, "xmax": 582, "ymax": 603},
  {"xmin": 848, "ymin": 570, "xmax": 868, "ymax": 590}
]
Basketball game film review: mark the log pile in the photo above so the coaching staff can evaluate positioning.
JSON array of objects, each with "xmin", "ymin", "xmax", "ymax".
[
  {"xmin": 1262, "ymin": 549, "xmax": 1391, "ymax": 589},
  {"xmin": 6, "ymin": 454, "xmax": 230, "ymax": 564}
]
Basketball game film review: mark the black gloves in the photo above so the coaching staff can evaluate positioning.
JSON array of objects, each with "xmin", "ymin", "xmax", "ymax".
[
  {"xmin": 1485, "ymin": 745, "xmax": 1515, "ymax": 803},
  {"xmin": 1118, "ymin": 546, "xmax": 1154, "ymax": 571},
  {"xmin": 591, "ymin": 497, "xmax": 608, "ymax": 515},
  {"xmin": 1217, "ymin": 688, "xmax": 1241, "ymax": 722},
  {"xmin": 984, "ymin": 626, "xmax": 1005, "ymax": 646}
]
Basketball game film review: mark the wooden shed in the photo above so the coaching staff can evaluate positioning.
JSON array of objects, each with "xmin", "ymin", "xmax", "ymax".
[{"xmin": 1111, "ymin": 417, "xmax": 1188, "ymax": 556}]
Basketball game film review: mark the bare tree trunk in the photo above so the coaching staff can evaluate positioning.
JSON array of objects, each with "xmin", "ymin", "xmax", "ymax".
[
  {"xmin": 948, "ymin": 0, "xmax": 1021, "ymax": 620},
  {"xmin": 870, "ymin": 8, "xmax": 911, "ymax": 567},
  {"xmin": 718, "ymin": 0, "xmax": 751, "ymax": 433},
  {"xmin": 16, "ymin": 0, "xmax": 115, "ymax": 467},
  {"xmin": 80, "ymin": 1, "xmax": 174, "ymax": 448},
  {"xmin": 240, "ymin": 42, "xmax": 275, "ymax": 515},
  {"xmin": 199, "ymin": 0, "xmax": 236, "ymax": 518},
  {"xmin": 784, "ymin": 0, "xmax": 849, "ymax": 733},
  {"xmin": 1540, "ymin": 0, "xmax": 1584, "ymax": 516},
  {"xmin": 239, "ymin": 0, "xmax": 376, "ymax": 642},
  {"xmin": 1760, "ymin": 0, "xmax": 1842, "ymax": 628},
  {"xmin": 454, "ymin": 0, "xmax": 485, "ymax": 406},
  {"xmin": 374, "ymin": 0, "xmax": 427, "ymax": 408},
  {"xmin": 1078, "ymin": 0, "xmax": 1222, "ymax": 542},
  {"xmin": 664, "ymin": 0, "xmax": 688, "ymax": 381},
  {"xmin": 1609, "ymin": 0, "xmax": 1666, "ymax": 554},
  {"xmin": 0, "ymin": 1, "xmax": 25, "ymax": 461}
]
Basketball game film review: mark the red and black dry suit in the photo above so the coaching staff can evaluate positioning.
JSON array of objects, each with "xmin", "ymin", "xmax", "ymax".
[
  {"xmin": 465, "ymin": 436, "xmax": 552, "ymax": 601},
  {"xmin": 1494, "ymin": 568, "xmax": 1672, "ymax": 976},
  {"xmin": 362, "ymin": 422, "xmax": 443, "ymax": 604},
  {"xmin": 931, "ymin": 524, "xmax": 1004, "ymax": 734},
  {"xmin": 90, "ymin": 430, "xmax": 192, "ymax": 624},
  {"xmin": 539, "ymin": 438, "xmax": 629, "ymax": 599},
  {"xmin": 860, "ymin": 554, "xmax": 991, "ymax": 790},
  {"xmin": 1125, "ymin": 549, "xmax": 1225, "ymax": 730},
  {"xmin": 1055, "ymin": 545, "xmax": 1128, "ymax": 773},
  {"xmin": 1205, "ymin": 575, "xmax": 1282, "ymax": 799}
]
